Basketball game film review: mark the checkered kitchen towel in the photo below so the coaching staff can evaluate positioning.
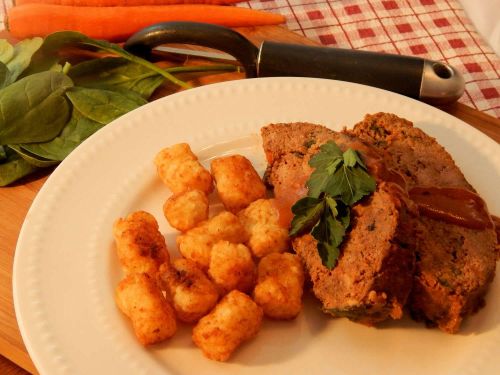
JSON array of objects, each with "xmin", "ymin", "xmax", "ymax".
[{"xmin": 241, "ymin": 0, "xmax": 500, "ymax": 117}]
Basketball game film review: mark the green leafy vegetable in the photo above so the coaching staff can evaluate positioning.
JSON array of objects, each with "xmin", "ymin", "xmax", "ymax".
[
  {"xmin": 19, "ymin": 88, "xmax": 145, "ymax": 162},
  {"xmin": 0, "ymin": 71, "xmax": 73, "ymax": 144},
  {"xmin": 0, "ymin": 145, "xmax": 6, "ymax": 161},
  {"xmin": 307, "ymin": 141, "xmax": 375, "ymax": 204},
  {"xmin": 289, "ymin": 141, "xmax": 376, "ymax": 269},
  {"xmin": 66, "ymin": 86, "xmax": 146, "ymax": 125},
  {"xmin": 0, "ymin": 38, "xmax": 43, "ymax": 88},
  {"xmin": 68, "ymin": 57, "xmax": 165, "ymax": 99},
  {"xmin": 307, "ymin": 142, "xmax": 343, "ymax": 198},
  {"xmin": 289, "ymin": 197, "xmax": 324, "ymax": 237},
  {"xmin": 68, "ymin": 57, "xmax": 238, "ymax": 99},
  {"xmin": 4, "ymin": 38, "xmax": 43, "ymax": 86},
  {"xmin": 0, "ymin": 40, "xmax": 14, "ymax": 64},
  {"xmin": 28, "ymin": 31, "xmax": 189, "ymax": 88},
  {"xmin": 20, "ymin": 108, "xmax": 105, "ymax": 162},
  {"xmin": 0, "ymin": 63, "xmax": 9, "ymax": 88},
  {"xmin": 0, "ymin": 31, "xmax": 241, "ymax": 186},
  {"xmin": 0, "ymin": 147, "xmax": 38, "ymax": 186},
  {"xmin": 8, "ymin": 145, "xmax": 59, "ymax": 167}
]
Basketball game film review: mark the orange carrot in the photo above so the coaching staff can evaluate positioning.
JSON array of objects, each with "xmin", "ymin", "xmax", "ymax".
[
  {"xmin": 15, "ymin": 0, "xmax": 244, "ymax": 5},
  {"xmin": 8, "ymin": 4, "xmax": 286, "ymax": 41}
]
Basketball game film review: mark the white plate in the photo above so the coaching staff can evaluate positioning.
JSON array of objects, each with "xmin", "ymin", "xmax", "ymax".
[{"xmin": 13, "ymin": 77, "xmax": 500, "ymax": 375}]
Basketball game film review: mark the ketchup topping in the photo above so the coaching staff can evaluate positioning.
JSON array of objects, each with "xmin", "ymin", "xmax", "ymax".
[
  {"xmin": 409, "ymin": 186, "xmax": 493, "ymax": 230},
  {"xmin": 347, "ymin": 140, "xmax": 407, "ymax": 189},
  {"xmin": 367, "ymin": 159, "xmax": 407, "ymax": 189},
  {"xmin": 272, "ymin": 174, "xmax": 309, "ymax": 229}
]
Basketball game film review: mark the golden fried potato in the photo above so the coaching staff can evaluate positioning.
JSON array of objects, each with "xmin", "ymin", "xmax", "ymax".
[
  {"xmin": 177, "ymin": 211, "xmax": 248, "ymax": 270},
  {"xmin": 211, "ymin": 155, "xmax": 266, "ymax": 213},
  {"xmin": 155, "ymin": 143, "xmax": 213, "ymax": 195},
  {"xmin": 205, "ymin": 210, "xmax": 248, "ymax": 243},
  {"xmin": 238, "ymin": 198, "xmax": 290, "ymax": 258},
  {"xmin": 208, "ymin": 241, "xmax": 256, "ymax": 294},
  {"xmin": 158, "ymin": 259, "xmax": 218, "ymax": 323},
  {"xmin": 192, "ymin": 290, "xmax": 263, "ymax": 361},
  {"xmin": 113, "ymin": 211, "xmax": 169, "ymax": 277},
  {"xmin": 253, "ymin": 253, "xmax": 305, "ymax": 319},
  {"xmin": 163, "ymin": 189, "xmax": 209, "ymax": 232},
  {"xmin": 115, "ymin": 273, "xmax": 177, "ymax": 345}
]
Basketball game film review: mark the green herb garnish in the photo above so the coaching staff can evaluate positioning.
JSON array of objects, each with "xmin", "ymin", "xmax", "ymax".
[{"xmin": 289, "ymin": 141, "xmax": 376, "ymax": 269}]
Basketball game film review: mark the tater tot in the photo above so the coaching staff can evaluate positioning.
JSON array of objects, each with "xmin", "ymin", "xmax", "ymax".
[
  {"xmin": 253, "ymin": 253, "xmax": 305, "ymax": 319},
  {"xmin": 205, "ymin": 211, "xmax": 249, "ymax": 243},
  {"xmin": 238, "ymin": 199, "xmax": 290, "ymax": 258},
  {"xmin": 163, "ymin": 189, "xmax": 209, "ymax": 232},
  {"xmin": 155, "ymin": 143, "xmax": 213, "ymax": 194},
  {"xmin": 158, "ymin": 259, "xmax": 218, "ymax": 323},
  {"xmin": 209, "ymin": 241, "xmax": 256, "ymax": 294},
  {"xmin": 177, "ymin": 211, "xmax": 248, "ymax": 270},
  {"xmin": 192, "ymin": 290, "xmax": 263, "ymax": 361},
  {"xmin": 115, "ymin": 273, "xmax": 177, "ymax": 345},
  {"xmin": 113, "ymin": 211, "xmax": 169, "ymax": 277},
  {"xmin": 211, "ymin": 155, "xmax": 266, "ymax": 213}
]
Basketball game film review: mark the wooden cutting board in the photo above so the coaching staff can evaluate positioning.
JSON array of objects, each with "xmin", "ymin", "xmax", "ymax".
[{"xmin": 0, "ymin": 25, "xmax": 499, "ymax": 375}]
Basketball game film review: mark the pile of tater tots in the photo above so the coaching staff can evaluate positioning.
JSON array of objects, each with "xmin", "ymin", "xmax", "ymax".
[{"xmin": 114, "ymin": 143, "xmax": 305, "ymax": 362}]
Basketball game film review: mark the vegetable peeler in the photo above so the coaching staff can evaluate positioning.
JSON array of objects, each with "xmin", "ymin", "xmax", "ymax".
[{"xmin": 124, "ymin": 22, "xmax": 464, "ymax": 105}]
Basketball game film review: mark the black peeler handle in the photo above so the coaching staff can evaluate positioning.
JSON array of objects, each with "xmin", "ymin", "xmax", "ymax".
[
  {"xmin": 258, "ymin": 41, "xmax": 423, "ymax": 98},
  {"xmin": 125, "ymin": 22, "xmax": 464, "ymax": 104}
]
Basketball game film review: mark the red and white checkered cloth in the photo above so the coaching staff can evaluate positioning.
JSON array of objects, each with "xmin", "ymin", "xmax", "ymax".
[{"xmin": 240, "ymin": 0, "xmax": 500, "ymax": 117}]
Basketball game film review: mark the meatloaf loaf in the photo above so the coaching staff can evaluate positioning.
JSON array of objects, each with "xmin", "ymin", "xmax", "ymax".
[
  {"xmin": 350, "ymin": 112, "xmax": 498, "ymax": 333},
  {"xmin": 261, "ymin": 122, "xmax": 416, "ymax": 325}
]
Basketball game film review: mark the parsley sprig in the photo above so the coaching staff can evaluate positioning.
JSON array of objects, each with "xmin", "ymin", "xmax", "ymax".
[{"xmin": 289, "ymin": 141, "xmax": 376, "ymax": 269}]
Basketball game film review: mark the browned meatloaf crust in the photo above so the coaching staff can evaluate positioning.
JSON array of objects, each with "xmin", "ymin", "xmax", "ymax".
[
  {"xmin": 261, "ymin": 122, "xmax": 416, "ymax": 325},
  {"xmin": 349, "ymin": 112, "xmax": 498, "ymax": 333}
]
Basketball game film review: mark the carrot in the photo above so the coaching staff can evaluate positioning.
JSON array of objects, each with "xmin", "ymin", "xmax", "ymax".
[
  {"xmin": 15, "ymin": 0, "xmax": 244, "ymax": 5},
  {"xmin": 7, "ymin": 4, "xmax": 286, "ymax": 41}
]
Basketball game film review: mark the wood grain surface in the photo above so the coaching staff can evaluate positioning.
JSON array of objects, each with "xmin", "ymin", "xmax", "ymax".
[
  {"xmin": 0, "ymin": 25, "xmax": 498, "ymax": 375},
  {"xmin": 0, "ymin": 355, "xmax": 30, "ymax": 375}
]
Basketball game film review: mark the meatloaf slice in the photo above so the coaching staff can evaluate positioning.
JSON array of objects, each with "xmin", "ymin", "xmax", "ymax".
[
  {"xmin": 261, "ymin": 122, "xmax": 416, "ymax": 325},
  {"xmin": 350, "ymin": 112, "xmax": 498, "ymax": 333},
  {"xmin": 294, "ymin": 183, "xmax": 415, "ymax": 324}
]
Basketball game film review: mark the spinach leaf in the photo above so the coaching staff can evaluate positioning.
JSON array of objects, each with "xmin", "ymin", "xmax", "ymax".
[
  {"xmin": 68, "ymin": 57, "xmax": 164, "ymax": 99},
  {"xmin": 20, "ymin": 108, "xmax": 103, "ymax": 161},
  {"xmin": 4, "ymin": 38, "xmax": 43, "ymax": 86},
  {"xmin": 66, "ymin": 86, "xmax": 146, "ymax": 125},
  {"xmin": 0, "ymin": 71, "xmax": 73, "ymax": 144},
  {"xmin": 0, "ymin": 145, "xmax": 6, "ymax": 161},
  {"xmin": 0, "ymin": 62, "xmax": 9, "ymax": 88},
  {"xmin": 0, "ymin": 40, "xmax": 14, "ymax": 64},
  {"xmin": 21, "ymin": 54, "xmax": 62, "ymax": 77},
  {"xmin": 0, "ymin": 38, "xmax": 43, "ymax": 87},
  {"xmin": 0, "ymin": 147, "xmax": 38, "ymax": 186},
  {"xmin": 27, "ymin": 31, "xmax": 188, "ymax": 88},
  {"xmin": 14, "ymin": 87, "xmax": 146, "ymax": 169},
  {"xmin": 8, "ymin": 145, "xmax": 59, "ymax": 167}
]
